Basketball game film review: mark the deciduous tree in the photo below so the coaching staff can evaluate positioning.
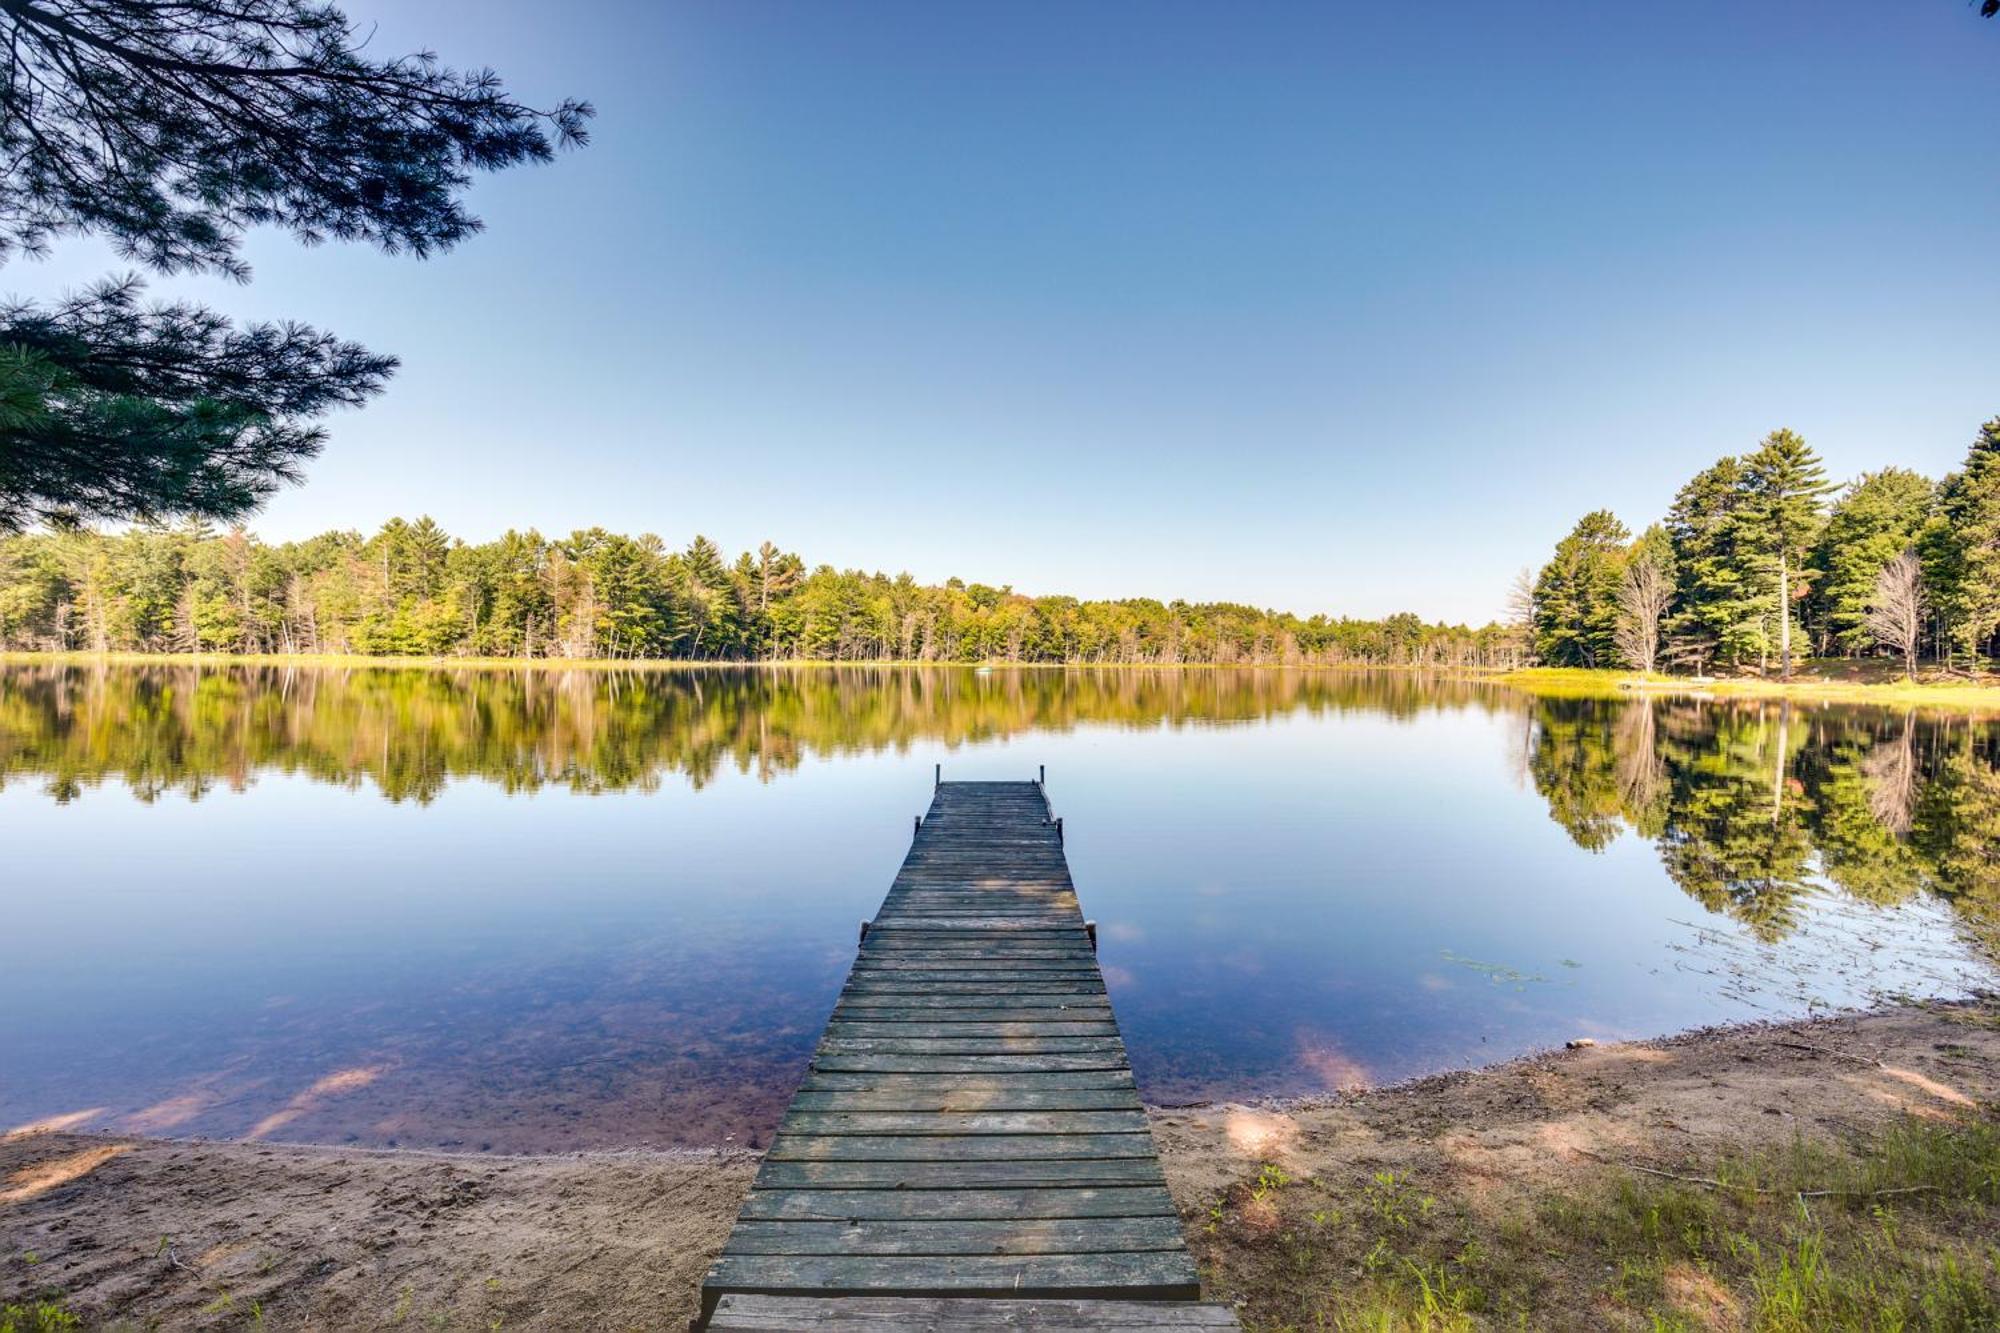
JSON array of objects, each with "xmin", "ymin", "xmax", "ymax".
[
  {"xmin": 1614, "ymin": 529, "xmax": 1674, "ymax": 675},
  {"xmin": 1863, "ymin": 550, "xmax": 1926, "ymax": 681},
  {"xmin": 1814, "ymin": 469, "xmax": 1934, "ymax": 654}
]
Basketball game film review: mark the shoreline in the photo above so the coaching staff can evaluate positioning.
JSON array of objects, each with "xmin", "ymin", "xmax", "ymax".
[
  {"xmin": 1493, "ymin": 665, "xmax": 2000, "ymax": 712},
  {"xmin": 6, "ymin": 998, "xmax": 1994, "ymax": 1330},
  {"xmin": 7, "ymin": 651, "xmax": 1475, "ymax": 671},
  {"xmin": 5, "ymin": 652, "xmax": 1997, "ymax": 711}
]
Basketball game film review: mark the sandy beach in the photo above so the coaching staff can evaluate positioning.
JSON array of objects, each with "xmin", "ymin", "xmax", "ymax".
[{"xmin": 5, "ymin": 997, "xmax": 1995, "ymax": 1330}]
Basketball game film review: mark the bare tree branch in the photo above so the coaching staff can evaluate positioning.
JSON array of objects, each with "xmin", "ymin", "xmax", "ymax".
[{"xmin": 1862, "ymin": 550, "xmax": 1926, "ymax": 681}]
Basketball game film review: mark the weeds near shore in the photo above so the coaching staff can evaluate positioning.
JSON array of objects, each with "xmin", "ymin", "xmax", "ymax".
[
  {"xmin": 0, "ymin": 1304, "xmax": 78, "ymax": 1333},
  {"xmin": 1195, "ymin": 1106, "xmax": 2000, "ymax": 1330}
]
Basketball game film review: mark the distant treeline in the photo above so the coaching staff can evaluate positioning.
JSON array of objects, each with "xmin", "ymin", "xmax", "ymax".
[
  {"xmin": 0, "ymin": 525, "xmax": 1517, "ymax": 667},
  {"xmin": 1530, "ymin": 418, "xmax": 2000, "ymax": 676}
]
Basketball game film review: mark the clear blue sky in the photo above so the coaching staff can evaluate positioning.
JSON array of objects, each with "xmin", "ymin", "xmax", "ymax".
[{"xmin": 10, "ymin": 2, "xmax": 1999, "ymax": 622}]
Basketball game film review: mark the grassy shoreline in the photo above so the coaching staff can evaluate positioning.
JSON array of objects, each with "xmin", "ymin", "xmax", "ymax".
[
  {"xmin": 1494, "ymin": 665, "xmax": 2000, "ymax": 711},
  {"xmin": 1162, "ymin": 997, "xmax": 2000, "ymax": 1330}
]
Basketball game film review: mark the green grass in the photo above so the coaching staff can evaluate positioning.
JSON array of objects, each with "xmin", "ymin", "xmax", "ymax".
[
  {"xmin": 0, "ymin": 1303, "xmax": 79, "ymax": 1333},
  {"xmin": 1198, "ymin": 1108, "xmax": 2000, "ymax": 1331},
  {"xmin": 1494, "ymin": 664, "xmax": 2000, "ymax": 713}
]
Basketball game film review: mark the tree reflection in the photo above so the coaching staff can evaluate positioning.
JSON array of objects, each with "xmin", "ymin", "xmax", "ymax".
[
  {"xmin": 6, "ymin": 662, "xmax": 1994, "ymax": 960},
  {"xmin": 0, "ymin": 662, "xmax": 1506, "ymax": 804},
  {"xmin": 1527, "ymin": 694, "xmax": 1999, "ymax": 953}
]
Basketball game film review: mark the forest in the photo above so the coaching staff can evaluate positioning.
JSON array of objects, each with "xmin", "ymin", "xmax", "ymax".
[
  {"xmin": 1529, "ymin": 417, "xmax": 2000, "ymax": 677},
  {"xmin": 0, "ymin": 523, "xmax": 1517, "ymax": 667},
  {"xmin": 4, "ymin": 415, "xmax": 1995, "ymax": 675}
]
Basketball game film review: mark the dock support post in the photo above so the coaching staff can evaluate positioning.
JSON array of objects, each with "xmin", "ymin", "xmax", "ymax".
[
  {"xmin": 1038, "ymin": 764, "xmax": 1045, "ymax": 784},
  {"xmin": 858, "ymin": 921, "xmax": 870, "ymax": 944},
  {"xmin": 934, "ymin": 762, "xmax": 941, "ymax": 790},
  {"xmin": 1086, "ymin": 919, "xmax": 1097, "ymax": 953},
  {"xmin": 1055, "ymin": 816, "xmax": 1064, "ymax": 843},
  {"xmin": 914, "ymin": 814, "xmax": 922, "ymax": 836}
]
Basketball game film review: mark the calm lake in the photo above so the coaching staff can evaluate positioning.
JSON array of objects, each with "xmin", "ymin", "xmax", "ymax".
[{"xmin": 3, "ymin": 664, "xmax": 1995, "ymax": 1153}]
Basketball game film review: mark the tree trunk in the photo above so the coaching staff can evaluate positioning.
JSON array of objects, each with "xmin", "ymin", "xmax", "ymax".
[
  {"xmin": 1771, "ymin": 703, "xmax": 1789, "ymax": 825},
  {"xmin": 1778, "ymin": 549, "xmax": 1792, "ymax": 681}
]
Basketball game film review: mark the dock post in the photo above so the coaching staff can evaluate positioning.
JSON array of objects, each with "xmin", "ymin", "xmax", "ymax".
[
  {"xmin": 934, "ymin": 762, "xmax": 941, "ymax": 789},
  {"xmin": 914, "ymin": 814, "xmax": 922, "ymax": 836},
  {"xmin": 1038, "ymin": 764, "xmax": 1045, "ymax": 784},
  {"xmin": 1086, "ymin": 919, "xmax": 1098, "ymax": 953},
  {"xmin": 1055, "ymin": 816, "xmax": 1064, "ymax": 843}
]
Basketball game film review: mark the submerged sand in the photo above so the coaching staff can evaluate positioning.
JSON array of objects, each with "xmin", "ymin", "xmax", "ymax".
[{"xmin": 3, "ymin": 999, "xmax": 1995, "ymax": 1330}]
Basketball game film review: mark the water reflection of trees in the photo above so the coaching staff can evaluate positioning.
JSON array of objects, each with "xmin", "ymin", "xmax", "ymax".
[
  {"xmin": 0, "ymin": 663, "xmax": 1505, "ymax": 804},
  {"xmin": 9, "ymin": 664, "xmax": 1993, "ymax": 955},
  {"xmin": 1527, "ymin": 696, "xmax": 2000, "ymax": 952}
]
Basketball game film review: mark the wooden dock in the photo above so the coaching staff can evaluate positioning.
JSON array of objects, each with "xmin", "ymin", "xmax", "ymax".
[{"xmin": 701, "ymin": 777, "xmax": 1236, "ymax": 1329}]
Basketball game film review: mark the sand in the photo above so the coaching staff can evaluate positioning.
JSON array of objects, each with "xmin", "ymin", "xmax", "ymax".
[{"xmin": 4, "ymin": 998, "xmax": 1995, "ymax": 1330}]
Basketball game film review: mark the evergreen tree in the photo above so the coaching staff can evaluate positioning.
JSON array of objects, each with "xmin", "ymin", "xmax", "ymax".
[
  {"xmin": 1665, "ymin": 457, "xmax": 1764, "ymax": 672},
  {"xmin": 485, "ymin": 530, "xmax": 552, "ymax": 657},
  {"xmin": 0, "ymin": 283, "xmax": 392, "ymax": 528},
  {"xmin": 0, "ymin": 1, "xmax": 589, "ymax": 527},
  {"xmin": 1531, "ymin": 510, "xmax": 1630, "ymax": 667},
  {"xmin": 1740, "ymin": 429, "xmax": 1835, "ymax": 680},
  {"xmin": 568, "ymin": 530, "xmax": 671, "ymax": 658},
  {"xmin": 1920, "ymin": 418, "xmax": 2000, "ymax": 667},
  {"xmin": 676, "ymin": 535, "xmax": 743, "ymax": 658}
]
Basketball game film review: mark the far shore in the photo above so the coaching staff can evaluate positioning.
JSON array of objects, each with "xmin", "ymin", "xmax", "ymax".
[
  {"xmin": 5, "ymin": 998, "xmax": 1995, "ymax": 1330},
  {"xmin": 5, "ymin": 650, "xmax": 1998, "ymax": 716}
]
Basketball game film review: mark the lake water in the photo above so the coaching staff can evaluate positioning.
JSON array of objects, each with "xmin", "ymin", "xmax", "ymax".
[{"xmin": 2, "ymin": 664, "xmax": 1995, "ymax": 1153}]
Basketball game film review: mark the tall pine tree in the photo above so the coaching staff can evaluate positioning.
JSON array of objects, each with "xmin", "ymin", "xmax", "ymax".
[
  {"xmin": 1921, "ymin": 419, "xmax": 2000, "ymax": 667},
  {"xmin": 1740, "ymin": 430, "xmax": 1835, "ymax": 679},
  {"xmin": 0, "ymin": 2, "xmax": 589, "ymax": 528},
  {"xmin": 1665, "ymin": 457, "xmax": 1763, "ymax": 672},
  {"xmin": 1532, "ymin": 510, "xmax": 1630, "ymax": 668}
]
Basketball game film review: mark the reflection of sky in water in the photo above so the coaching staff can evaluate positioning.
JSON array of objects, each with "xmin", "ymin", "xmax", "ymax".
[{"xmin": 2, "ymin": 669, "xmax": 1995, "ymax": 1150}]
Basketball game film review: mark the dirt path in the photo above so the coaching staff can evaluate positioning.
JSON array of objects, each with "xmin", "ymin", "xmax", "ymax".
[{"xmin": 4, "ymin": 999, "xmax": 1995, "ymax": 1330}]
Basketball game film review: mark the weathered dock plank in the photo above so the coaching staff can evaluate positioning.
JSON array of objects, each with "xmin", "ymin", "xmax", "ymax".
[
  {"xmin": 736, "ymin": 1186, "xmax": 1176, "ymax": 1221},
  {"xmin": 699, "ymin": 777, "xmax": 1232, "ymax": 1327},
  {"xmin": 704, "ymin": 1252, "xmax": 1201, "ymax": 1302},
  {"xmin": 752, "ymin": 1159, "xmax": 1169, "ymax": 1191},
  {"xmin": 709, "ymin": 1294, "xmax": 1241, "ymax": 1330}
]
